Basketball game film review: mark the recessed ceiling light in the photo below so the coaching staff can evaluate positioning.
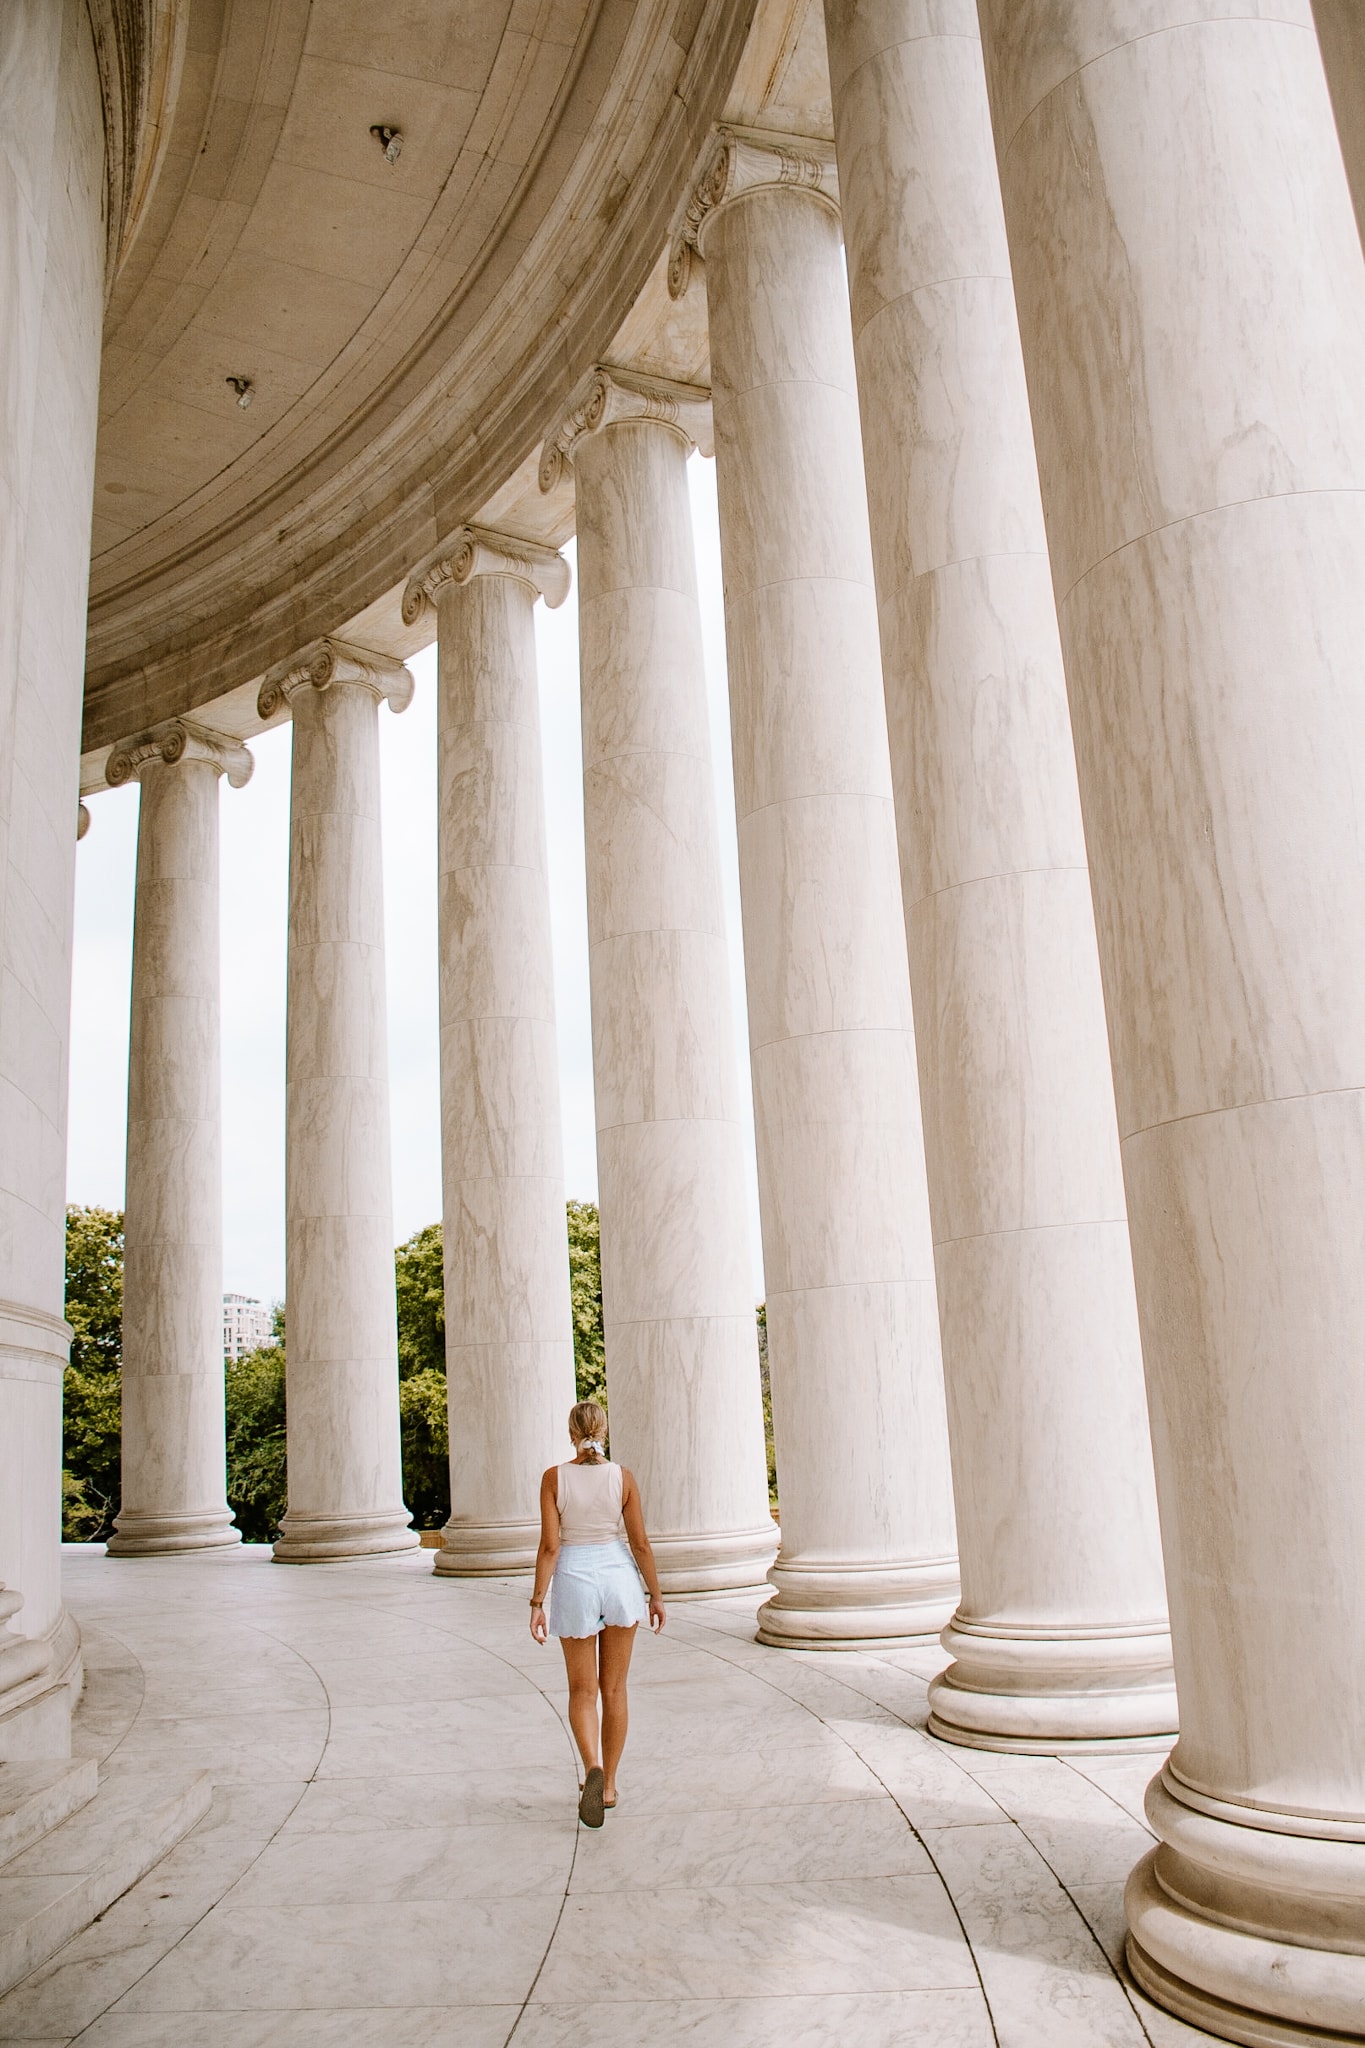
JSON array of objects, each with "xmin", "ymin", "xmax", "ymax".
[
  {"xmin": 225, "ymin": 375, "xmax": 254, "ymax": 409},
  {"xmin": 370, "ymin": 124, "xmax": 403, "ymax": 166}
]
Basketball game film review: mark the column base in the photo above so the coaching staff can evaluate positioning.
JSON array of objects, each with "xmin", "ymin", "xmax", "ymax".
[
  {"xmin": 433, "ymin": 1519, "xmax": 540, "ymax": 1576},
  {"xmin": 1124, "ymin": 1763, "xmax": 1365, "ymax": 2044},
  {"xmin": 107, "ymin": 1510, "xmax": 241, "ymax": 1556},
  {"xmin": 652, "ymin": 1521, "xmax": 780, "ymax": 1596},
  {"xmin": 0, "ymin": 1606, "xmax": 82, "ymax": 1760},
  {"xmin": 272, "ymin": 1509, "xmax": 419, "ymax": 1563},
  {"xmin": 927, "ymin": 1615, "xmax": 1177, "ymax": 1753},
  {"xmin": 756, "ymin": 1553, "xmax": 959, "ymax": 1649}
]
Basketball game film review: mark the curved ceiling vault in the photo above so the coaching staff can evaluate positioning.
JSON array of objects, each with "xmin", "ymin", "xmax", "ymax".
[{"xmin": 83, "ymin": 0, "xmax": 759, "ymax": 757}]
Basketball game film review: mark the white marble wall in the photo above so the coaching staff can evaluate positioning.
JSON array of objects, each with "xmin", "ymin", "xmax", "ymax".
[
  {"xmin": 265, "ymin": 649, "xmax": 418, "ymax": 1562},
  {"xmin": 0, "ymin": 0, "xmax": 104, "ymax": 1755},
  {"xmin": 418, "ymin": 546, "xmax": 578, "ymax": 1573},
  {"xmin": 694, "ymin": 154, "xmax": 958, "ymax": 1645},
  {"xmin": 978, "ymin": 0, "xmax": 1365, "ymax": 2034},
  {"xmin": 825, "ymin": 0, "xmax": 1173, "ymax": 1749},
  {"xmin": 571, "ymin": 397, "xmax": 777, "ymax": 1593},
  {"xmin": 107, "ymin": 728, "xmax": 249, "ymax": 1556}
]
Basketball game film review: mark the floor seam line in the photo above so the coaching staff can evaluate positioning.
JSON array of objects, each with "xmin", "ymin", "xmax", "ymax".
[
  {"xmin": 667, "ymin": 1611, "xmax": 1004, "ymax": 2046},
  {"xmin": 66, "ymin": 1614, "xmax": 333, "ymax": 2044}
]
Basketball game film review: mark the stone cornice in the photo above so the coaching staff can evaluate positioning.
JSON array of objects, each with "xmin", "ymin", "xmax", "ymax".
[
  {"xmin": 538, "ymin": 366, "xmax": 713, "ymax": 492},
  {"xmin": 256, "ymin": 639, "xmax": 415, "ymax": 723},
  {"xmin": 81, "ymin": 0, "xmax": 759, "ymax": 752},
  {"xmin": 87, "ymin": 0, "xmax": 190, "ymax": 292},
  {"xmin": 106, "ymin": 718, "xmax": 254, "ymax": 789},
  {"xmin": 668, "ymin": 124, "xmax": 839, "ymax": 299},
  {"xmin": 402, "ymin": 528, "xmax": 571, "ymax": 626}
]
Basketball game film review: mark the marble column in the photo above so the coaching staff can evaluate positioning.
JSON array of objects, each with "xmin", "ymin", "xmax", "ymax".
[
  {"xmin": 824, "ymin": 0, "xmax": 1174, "ymax": 1749},
  {"xmin": 105, "ymin": 721, "xmax": 251, "ymax": 1556},
  {"xmin": 540, "ymin": 368, "xmax": 777, "ymax": 1593},
  {"xmin": 670, "ymin": 130, "xmax": 958, "ymax": 1645},
  {"xmin": 258, "ymin": 640, "xmax": 418, "ymax": 1562},
  {"xmin": 402, "ymin": 531, "xmax": 577, "ymax": 1575},
  {"xmin": 977, "ymin": 3, "xmax": 1365, "ymax": 2037},
  {"xmin": 0, "ymin": 0, "xmax": 104, "ymax": 1756}
]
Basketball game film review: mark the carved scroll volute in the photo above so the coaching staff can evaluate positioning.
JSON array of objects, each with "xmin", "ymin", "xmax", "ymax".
[
  {"xmin": 538, "ymin": 366, "xmax": 713, "ymax": 493},
  {"xmin": 667, "ymin": 125, "xmax": 840, "ymax": 300},
  {"xmin": 256, "ymin": 640, "xmax": 415, "ymax": 723},
  {"xmin": 106, "ymin": 719, "xmax": 254, "ymax": 789},
  {"xmin": 401, "ymin": 528, "xmax": 571, "ymax": 628}
]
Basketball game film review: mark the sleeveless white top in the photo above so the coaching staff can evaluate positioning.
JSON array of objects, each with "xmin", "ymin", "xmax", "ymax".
[{"xmin": 557, "ymin": 1459, "xmax": 626, "ymax": 1544}]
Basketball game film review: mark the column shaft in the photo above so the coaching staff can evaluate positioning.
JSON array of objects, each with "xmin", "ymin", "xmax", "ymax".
[
  {"xmin": 684, "ymin": 149, "xmax": 958, "ymax": 1645},
  {"xmin": 0, "ymin": 0, "xmax": 103, "ymax": 1755},
  {"xmin": 266, "ymin": 648, "xmax": 417, "ymax": 1561},
  {"xmin": 978, "ymin": 2, "xmax": 1365, "ymax": 2037},
  {"xmin": 108, "ymin": 730, "xmax": 247, "ymax": 1554},
  {"xmin": 825, "ymin": 0, "xmax": 1173, "ymax": 1748},
  {"xmin": 568, "ymin": 396, "xmax": 776, "ymax": 1593},
  {"xmin": 422, "ymin": 549, "xmax": 577, "ymax": 1573}
]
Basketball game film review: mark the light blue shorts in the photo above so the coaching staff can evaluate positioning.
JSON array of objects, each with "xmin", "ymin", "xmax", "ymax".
[{"xmin": 550, "ymin": 1541, "xmax": 649, "ymax": 1639}]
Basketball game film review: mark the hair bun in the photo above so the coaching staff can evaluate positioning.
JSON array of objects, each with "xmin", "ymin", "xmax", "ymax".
[{"xmin": 568, "ymin": 1398, "xmax": 609, "ymax": 1455}]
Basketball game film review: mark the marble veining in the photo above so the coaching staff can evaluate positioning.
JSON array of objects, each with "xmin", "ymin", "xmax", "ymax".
[
  {"xmin": 980, "ymin": 0, "xmax": 1365, "ymax": 2032},
  {"xmin": 826, "ymin": 0, "xmax": 1170, "ymax": 1749},
  {"xmin": 432, "ymin": 558, "xmax": 577, "ymax": 1576},
  {"xmin": 271, "ymin": 660, "xmax": 416, "ymax": 1562},
  {"xmin": 697, "ymin": 149, "xmax": 957, "ymax": 1644},
  {"xmin": 0, "ymin": 1550, "xmax": 1220, "ymax": 2048},
  {"xmin": 570, "ymin": 387, "xmax": 775, "ymax": 1592}
]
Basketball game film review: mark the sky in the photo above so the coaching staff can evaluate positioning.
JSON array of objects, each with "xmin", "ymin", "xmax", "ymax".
[{"xmin": 67, "ymin": 453, "xmax": 766, "ymax": 1308}]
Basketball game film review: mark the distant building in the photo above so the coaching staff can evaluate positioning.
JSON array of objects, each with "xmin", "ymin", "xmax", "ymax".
[{"xmin": 223, "ymin": 1294, "xmax": 274, "ymax": 1363}]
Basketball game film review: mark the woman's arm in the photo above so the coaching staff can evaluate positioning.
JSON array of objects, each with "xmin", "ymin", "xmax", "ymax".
[
  {"xmin": 621, "ymin": 1469, "xmax": 666, "ymax": 1631},
  {"xmin": 529, "ymin": 1467, "xmax": 560, "ymax": 1643}
]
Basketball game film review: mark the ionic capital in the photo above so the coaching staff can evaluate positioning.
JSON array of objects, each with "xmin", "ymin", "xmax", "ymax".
[
  {"xmin": 402, "ymin": 527, "xmax": 571, "ymax": 626},
  {"xmin": 106, "ymin": 719, "xmax": 254, "ymax": 790},
  {"xmin": 257, "ymin": 639, "xmax": 414, "ymax": 722},
  {"xmin": 668, "ymin": 125, "xmax": 839, "ymax": 299},
  {"xmin": 538, "ymin": 366, "xmax": 713, "ymax": 492}
]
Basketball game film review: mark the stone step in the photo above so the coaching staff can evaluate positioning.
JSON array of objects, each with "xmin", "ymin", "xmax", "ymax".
[
  {"xmin": 0, "ymin": 1765, "xmax": 211, "ymax": 1995},
  {"xmin": 0, "ymin": 1759, "xmax": 97, "ymax": 1867}
]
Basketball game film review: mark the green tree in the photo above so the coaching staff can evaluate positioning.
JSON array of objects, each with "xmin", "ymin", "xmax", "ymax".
[
  {"xmin": 62, "ymin": 1206, "xmax": 125, "ymax": 1539},
  {"xmin": 399, "ymin": 1368, "xmax": 450, "ymax": 1529},
  {"xmin": 566, "ymin": 1200, "xmax": 606, "ymax": 1406},
  {"xmin": 395, "ymin": 1222, "xmax": 445, "ymax": 1378},
  {"xmin": 394, "ymin": 1222, "xmax": 448, "ymax": 1526},
  {"xmin": 756, "ymin": 1301, "xmax": 777, "ymax": 1513},
  {"xmin": 225, "ymin": 1317, "xmax": 287, "ymax": 1543}
]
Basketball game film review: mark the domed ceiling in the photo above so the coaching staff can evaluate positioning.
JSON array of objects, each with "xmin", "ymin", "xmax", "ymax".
[{"xmin": 83, "ymin": 0, "xmax": 760, "ymax": 753}]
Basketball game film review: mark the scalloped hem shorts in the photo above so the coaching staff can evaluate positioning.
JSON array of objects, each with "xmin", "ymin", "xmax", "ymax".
[{"xmin": 550, "ymin": 1541, "xmax": 649, "ymax": 1638}]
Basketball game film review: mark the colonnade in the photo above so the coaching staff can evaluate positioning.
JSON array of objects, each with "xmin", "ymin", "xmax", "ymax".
[
  {"xmin": 972, "ymin": 5, "xmax": 1365, "ymax": 2038},
  {"xmin": 4, "ymin": 0, "xmax": 1365, "ymax": 2036}
]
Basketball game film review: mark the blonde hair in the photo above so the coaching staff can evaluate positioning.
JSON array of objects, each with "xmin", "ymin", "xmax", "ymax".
[{"xmin": 569, "ymin": 1400, "xmax": 608, "ymax": 1460}]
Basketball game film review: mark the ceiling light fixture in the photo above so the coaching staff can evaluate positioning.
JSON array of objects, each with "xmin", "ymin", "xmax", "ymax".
[
  {"xmin": 225, "ymin": 375, "xmax": 254, "ymax": 409},
  {"xmin": 370, "ymin": 124, "xmax": 403, "ymax": 165}
]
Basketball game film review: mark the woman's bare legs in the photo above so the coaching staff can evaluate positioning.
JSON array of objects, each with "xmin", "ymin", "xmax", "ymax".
[
  {"xmin": 599, "ymin": 1624, "xmax": 637, "ymax": 1805},
  {"xmin": 560, "ymin": 1636, "xmax": 602, "ymax": 1781}
]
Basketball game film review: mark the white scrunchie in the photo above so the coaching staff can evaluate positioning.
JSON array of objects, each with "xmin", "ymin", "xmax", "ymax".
[{"xmin": 577, "ymin": 1438, "xmax": 606, "ymax": 1456}]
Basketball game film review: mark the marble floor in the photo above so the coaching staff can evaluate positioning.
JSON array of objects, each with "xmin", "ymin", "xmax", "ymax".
[{"xmin": 0, "ymin": 1547, "xmax": 1223, "ymax": 2048}]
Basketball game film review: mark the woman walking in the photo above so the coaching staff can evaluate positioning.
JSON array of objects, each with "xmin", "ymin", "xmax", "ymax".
[{"xmin": 530, "ymin": 1400, "xmax": 665, "ymax": 1826}]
